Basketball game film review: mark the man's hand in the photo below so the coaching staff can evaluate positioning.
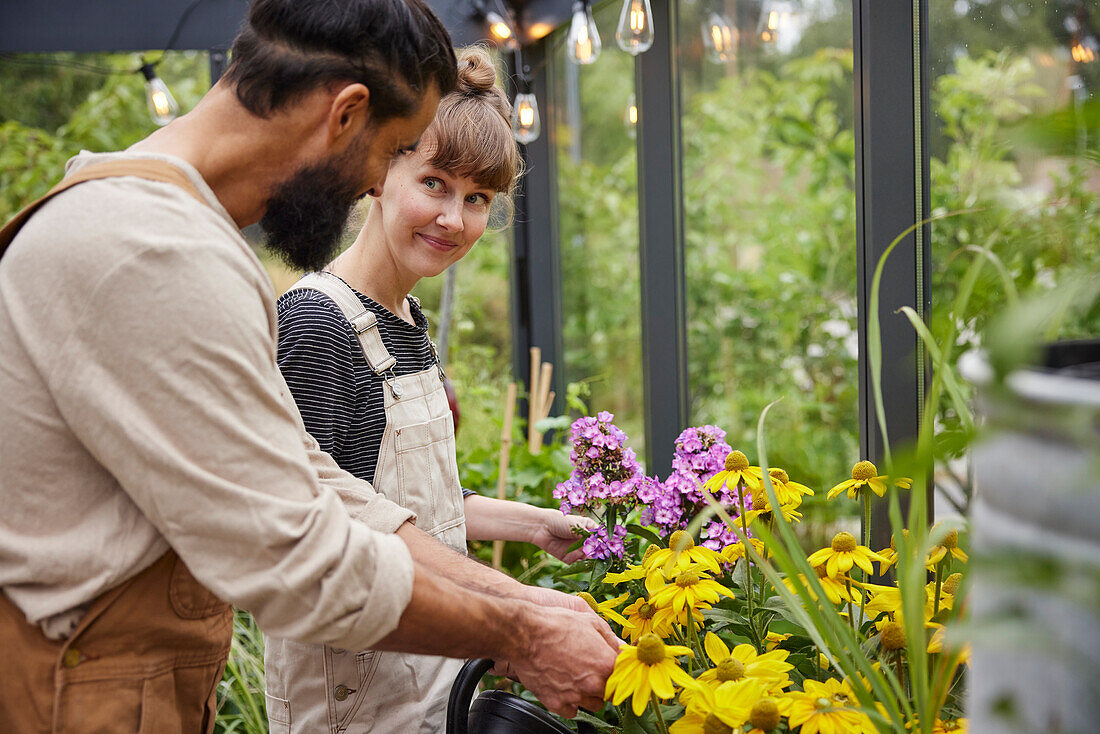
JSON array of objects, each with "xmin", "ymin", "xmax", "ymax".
[
  {"xmin": 500, "ymin": 603, "xmax": 621, "ymax": 718},
  {"xmin": 529, "ymin": 510, "xmax": 597, "ymax": 563}
]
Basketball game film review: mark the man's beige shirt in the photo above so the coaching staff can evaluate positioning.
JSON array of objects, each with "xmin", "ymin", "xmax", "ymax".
[{"xmin": 0, "ymin": 151, "xmax": 416, "ymax": 649}]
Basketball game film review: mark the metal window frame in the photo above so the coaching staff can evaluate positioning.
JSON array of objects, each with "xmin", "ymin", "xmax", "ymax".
[{"xmin": 853, "ymin": 0, "xmax": 932, "ymax": 549}]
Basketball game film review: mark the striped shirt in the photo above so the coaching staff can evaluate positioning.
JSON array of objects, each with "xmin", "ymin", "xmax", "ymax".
[{"xmin": 276, "ymin": 280, "xmax": 437, "ymax": 486}]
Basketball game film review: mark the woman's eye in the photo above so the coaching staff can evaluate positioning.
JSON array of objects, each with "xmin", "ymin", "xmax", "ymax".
[{"xmin": 467, "ymin": 193, "xmax": 490, "ymax": 205}]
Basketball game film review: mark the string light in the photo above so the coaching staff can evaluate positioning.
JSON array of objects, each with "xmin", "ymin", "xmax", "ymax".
[
  {"xmin": 1071, "ymin": 34, "xmax": 1097, "ymax": 63},
  {"xmin": 140, "ymin": 62, "xmax": 179, "ymax": 126},
  {"xmin": 567, "ymin": 0, "xmax": 602, "ymax": 65},
  {"xmin": 486, "ymin": 9, "xmax": 520, "ymax": 50},
  {"xmin": 512, "ymin": 92, "xmax": 540, "ymax": 143},
  {"xmin": 702, "ymin": 11, "xmax": 737, "ymax": 64},
  {"xmin": 615, "ymin": 0, "xmax": 654, "ymax": 56},
  {"xmin": 759, "ymin": 9, "xmax": 780, "ymax": 44}
]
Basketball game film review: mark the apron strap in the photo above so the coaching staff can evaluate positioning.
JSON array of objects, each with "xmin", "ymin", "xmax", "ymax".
[
  {"xmin": 287, "ymin": 272, "xmax": 398, "ymax": 375},
  {"xmin": 0, "ymin": 158, "xmax": 208, "ymax": 258}
]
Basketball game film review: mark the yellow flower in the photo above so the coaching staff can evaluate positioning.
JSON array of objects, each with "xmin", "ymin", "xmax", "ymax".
[
  {"xmin": 827, "ymin": 460, "xmax": 910, "ymax": 501},
  {"xmin": 932, "ymin": 717, "xmax": 969, "ymax": 733},
  {"xmin": 646, "ymin": 565, "xmax": 735, "ymax": 623},
  {"xmin": 764, "ymin": 631, "xmax": 792, "ymax": 651},
  {"xmin": 722, "ymin": 538, "xmax": 767, "ymax": 565},
  {"xmin": 807, "ymin": 532, "xmax": 888, "ymax": 578},
  {"xmin": 781, "ymin": 565, "xmax": 858, "ymax": 605},
  {"xmin": 762, "ymin": 467, "xmax": 814, "ymax": 506},
  {"xmin": 621, "ymin": 596, "xmax": 675, "ymax": 643},
  {"xmin": 743, "ymin": 491, "xmax": 804, "ymax": 526},
  {"xmin": 786, "ymin": 678, "xmax": 866, "ymax": 734},
  {"xmin": 703, "ymin": 450, "xmax": 762, "ymax": 495},
  {"xmin": 646, "ymin": 530, "xmax": 725, "ymax": 580},
  {"xmin": 669, "ymin": 679, "xmax": 766, "ymax": 733},
  {"xmin": 605, "ymin": 633, "xmax": 697, "ymax": 716},
  {"xmin": 927, "ymin": 624, "xmax": 971, "ymax": 664},
  {"xmin": 696, "ymin": 632, "xmax": 793, "ymax": 693},
  {"xmin": 603, "ymin": 565, "xmax": 647, "ymax": 585},
  {"xmin": 874, "ymin": 530, "xmax": 909, "ymax": 575},
  {"xmin": 576, "ymin": 591, "xmax": 630, "ymax": 626},
  {"xmin": 926, "ymin": 528, "xmax": 968, "ymax": 567}
]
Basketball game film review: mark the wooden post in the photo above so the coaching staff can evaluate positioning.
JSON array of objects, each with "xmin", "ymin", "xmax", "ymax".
[{"xmin": 492, "ymin": 382, "xmax": 517, "ymax": 570}]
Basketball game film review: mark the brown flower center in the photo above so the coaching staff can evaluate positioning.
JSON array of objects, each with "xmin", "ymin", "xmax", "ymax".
[
  {"xmin": 725, "ymin": 450, "xmax": 750, "ymax": 472},
  {"xmin": 831, "ymin": 531, "xmax": 857, "ymax": 553},
  {"xmin": 715, "ymin": 656, "xmax": 746, "ymax": 682},
  {"xmin": 942, "ymin": 573, "xmax": 963, "ymax": 596},
  {"xmin": 750, "ymin": 698, "xmax": 781, "ymax": 731},
  {"xmin": 669, "ymin": 530, "xmax": 695, "ymax": 552},
  {"xmin": 642, "ymin": 544, "xmax": 660, "ymax": 564},
  {"xmin": 753, "ymin": 493, "xmax": 769, "ymax": 511},
  {"xmin": 637, "ymin": 602, "xmax": 656, "ymax": 620},
  {"xmin": 851, "ymin": 460, "xmax": 878, "ymax": 481},
  {"xmin": 768, "ymin": 468, "xmax": 789, "ymax": 485},
  {"xmin": 636, "ymin": 634, "xmax": 665, "ymax": 665},
  {"xmin": 703, "ymin": 713, "xmax": 733, "ymax": 734},
  {"xmin": 880, "ymin": 621, "xmax": 906, "ymax": 651},
  {"xmin": 675, "ymin": 571, "xmax": 700, "ymax": 588},
  {"xmin": 942, "ymin": 530, "xmax": 959, "ymax": 549}
]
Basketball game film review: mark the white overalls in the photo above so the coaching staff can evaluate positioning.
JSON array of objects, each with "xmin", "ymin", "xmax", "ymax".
[{"xmin": 264, "ymin": 272, "xmax": 467, "ymax": 734}]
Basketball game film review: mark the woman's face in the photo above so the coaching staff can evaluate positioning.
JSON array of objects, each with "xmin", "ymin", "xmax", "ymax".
[{"xmin": 375, "ymin": 143, "xmax": 496, "ymax": 281}]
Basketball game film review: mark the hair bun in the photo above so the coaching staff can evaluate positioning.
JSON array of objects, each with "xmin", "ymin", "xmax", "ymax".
[{"xmin": 456, "ymin": 46, "xmax": 498, "ymax": 95}]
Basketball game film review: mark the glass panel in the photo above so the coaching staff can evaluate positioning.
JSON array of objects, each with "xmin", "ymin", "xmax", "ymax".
[
  {"xmin": 678, "ymin": 0, "xmax": 859, "ymax": 504},
  {"xmin": 929, "ymin": 1, "xmax": 1100, "ymax": 508},
  {"xmin": 552, "ymin": 0, "xmax": 646, "ymax": 448}
]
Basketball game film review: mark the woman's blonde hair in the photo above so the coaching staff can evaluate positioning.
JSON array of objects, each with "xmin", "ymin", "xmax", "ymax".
[{"xmin": 420, "ymin": 45, "xmax": 523, "ymax": 205}]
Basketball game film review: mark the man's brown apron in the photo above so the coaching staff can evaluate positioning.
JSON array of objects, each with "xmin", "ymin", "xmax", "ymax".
[{"xmin": 0, "ymin": 160, "xmax": 235, "ymax": 733}]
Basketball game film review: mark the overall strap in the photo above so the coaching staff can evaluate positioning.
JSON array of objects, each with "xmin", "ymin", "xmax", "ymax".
[
  {"xmin": 0, "ymin": 159, "xmax": 208, "ymax": 258},
  {"xmin": 288, "ymin": 272, "xmax": 398, "ymax": 375}
]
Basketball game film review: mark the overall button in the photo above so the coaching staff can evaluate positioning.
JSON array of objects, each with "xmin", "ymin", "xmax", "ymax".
[
  {"xmin": 62, "ymin": 649, "xmax": 81, "ymax": 668},
  {"xmin": 333, "ymin": 684, "xmax": 354, "ymax": 701}
]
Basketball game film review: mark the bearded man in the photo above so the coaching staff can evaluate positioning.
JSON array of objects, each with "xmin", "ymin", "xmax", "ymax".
[{"xmin": 0, "ymin": 2, "xmax": 617, "ymax": 731}]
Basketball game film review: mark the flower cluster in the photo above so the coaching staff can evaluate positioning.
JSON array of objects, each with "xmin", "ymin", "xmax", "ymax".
[
  {"xmin": 546, "ymin": 425, "xmax": 968, "ymax": 734},
  {"xmin": 640, "ymin": 426, "xmax": 738, "ymax": 538},
  {"xmin": 583, "ymin": 524, "xmax": 628, "ymax": 560},
  {"xmin": 554, "ymin": 411, "xmax": 644, "ymax": 516}
]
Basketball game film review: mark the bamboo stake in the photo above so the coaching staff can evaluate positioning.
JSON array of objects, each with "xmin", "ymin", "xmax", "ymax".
[
  {"xmin": 492, "ymin": 382, "xmax": 517, "ymax": 570},
  {"xmin": 527, "ymin": 347, "xmax": 541, "ymax": 450}
]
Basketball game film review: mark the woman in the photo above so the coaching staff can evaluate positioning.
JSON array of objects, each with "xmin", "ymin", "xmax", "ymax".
[{"xmin": 264, "ymin": 47, "xmax": 594, "ymax": 733}]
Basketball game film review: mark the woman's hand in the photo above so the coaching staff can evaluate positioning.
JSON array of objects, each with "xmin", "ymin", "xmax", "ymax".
[{"xmin": 530, "ymin": 509, "xmax": 597, "ymax": 563}]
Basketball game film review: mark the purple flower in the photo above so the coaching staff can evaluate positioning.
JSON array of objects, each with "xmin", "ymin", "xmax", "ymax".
[
  {"xmin": 555, "ymin": 412, "xmax": 644, "ymax": 515},
  {"xmin": 583, "ymin": 524, "xmax": 628, "ymax": 560}
]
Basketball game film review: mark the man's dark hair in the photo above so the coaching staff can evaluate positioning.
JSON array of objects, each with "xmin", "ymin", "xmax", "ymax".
[{"xmin": 224, "ymin": 0, "xmax": 457, "ymax": 120}]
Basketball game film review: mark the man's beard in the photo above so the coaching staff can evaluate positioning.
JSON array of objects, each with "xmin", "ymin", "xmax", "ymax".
[{"xmin": 259, "ymin": 145, "xmax": 368, "ymax": 272}]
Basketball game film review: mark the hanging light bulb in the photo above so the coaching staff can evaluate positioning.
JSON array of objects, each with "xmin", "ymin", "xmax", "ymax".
[
  {"xmin": 758, "ymin": 6, "xmax": 781, "ymax": 45},
  {"xmin": 701, "ymin": 11, "xmax": 737, "ymax": 64},
  {"xmin": 624, "ymin": 93, "xmax": 637, "ymax": 138},
  {"xmin": 485, "ymin": 9, "xmax": 520, "ymax": 50},
  {"xmin": 140, "ymin": 62, "xmax": 179, "ymax": 126},
  {"xmin": 1071, "ymin": 34, "xmax": 1098, "ymax": 63},
  {"xmin": 512, "ymin": 92, "xmax": 540, "ymax": 144},
  {"xmin": 567, "ymin": 0, "xmax": 602, "ymax": 65},
  {"xmin": 615, "ymin": 0, "xmax": 655, "ymax": 56}
]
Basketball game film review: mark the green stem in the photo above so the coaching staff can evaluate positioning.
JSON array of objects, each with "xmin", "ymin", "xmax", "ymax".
[
  {"xmin": 736, "ymin": 480, "xmax": 755, "ymax": 633},
  {"xmin": 846, "ymin": 580, "xmax": 855, "ymax": 632},
  {"xmin": 862, "ymin": 492, "xmax": 873, "ymax": 552},
  {"xmin": 934, "ymin": 559, "xmax": 946, "ymax": 617},
  {"xmin": 650, "ymin": 693, "xmax": 669, "ymax": 734}
]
